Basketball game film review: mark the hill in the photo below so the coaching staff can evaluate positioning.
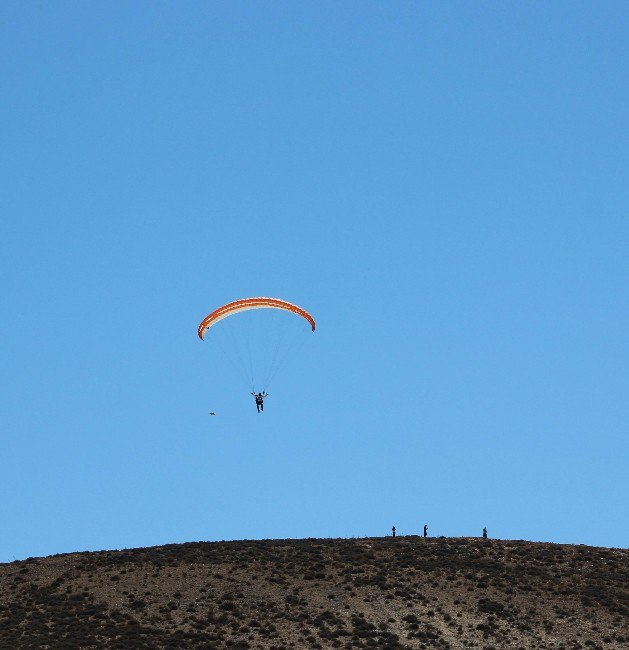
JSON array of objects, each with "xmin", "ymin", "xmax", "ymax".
[{"xmin": 1, "ymin": 536, "xmax": 627, "ymax": 648}]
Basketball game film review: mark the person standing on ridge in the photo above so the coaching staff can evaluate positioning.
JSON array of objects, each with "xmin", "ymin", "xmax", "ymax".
[
  {"xmin": 392, "ymin": 526, "xmax": 396, "ymax": 538},
  {"xmin": 251, "ymin": 391, "xmax": 269, "ymax": 413},
  {"xmin": 482, "ymin": 527, "xmax": 488, "ymax": 539},
  {"xmin": 423, "ymin": 524, "xmax": 428, "ymax": 538}
]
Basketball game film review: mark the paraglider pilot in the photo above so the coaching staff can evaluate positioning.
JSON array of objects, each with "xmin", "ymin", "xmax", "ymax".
[{"xmin": 252, "ymin": 391, "xmax": 269, "ymax": 413}]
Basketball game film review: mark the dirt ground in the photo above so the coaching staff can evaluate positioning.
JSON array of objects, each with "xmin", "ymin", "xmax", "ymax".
[{"xmin": 1, "ymin": 536, "xmax": 627, "ymax": 648}]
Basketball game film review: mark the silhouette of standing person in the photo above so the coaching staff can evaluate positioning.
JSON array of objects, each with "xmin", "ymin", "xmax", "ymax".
[
  {"xmin": 423, "ymin": 524, "xmax": 428, "ymax": 538},
  {"xmin": 392, "ymin": 526, "xmax": 396, "ymax": 538},
  {"xmin": 482, "ymin": 527, "xmax": 488, "ymax": 539}
]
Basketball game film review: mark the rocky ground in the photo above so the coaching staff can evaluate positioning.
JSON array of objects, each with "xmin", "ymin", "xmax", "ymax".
[{"xmin": 1, "ymin": 536, "xmax": 627, "ymax": 648}]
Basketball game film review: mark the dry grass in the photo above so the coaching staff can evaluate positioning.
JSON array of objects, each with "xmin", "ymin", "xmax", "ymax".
[{"xmin": 1, "ymin": 536, "xmax": 627, "ymax": 648}]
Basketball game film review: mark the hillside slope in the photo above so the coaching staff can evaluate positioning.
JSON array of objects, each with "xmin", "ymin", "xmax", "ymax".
[{"xmin": 1, "ymin": 537, "xmax": 627, "ymax": 649}]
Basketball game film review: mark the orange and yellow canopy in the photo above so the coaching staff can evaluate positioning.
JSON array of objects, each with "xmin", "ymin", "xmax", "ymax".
[{"xmin": 198, "ymin": 297, "xmax": 316, "ymax": 340}]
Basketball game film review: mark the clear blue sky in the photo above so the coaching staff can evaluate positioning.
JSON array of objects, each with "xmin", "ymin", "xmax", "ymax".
[{"xmin": 1, "ymin": 2, "xmax": 627, "ymax": 562}]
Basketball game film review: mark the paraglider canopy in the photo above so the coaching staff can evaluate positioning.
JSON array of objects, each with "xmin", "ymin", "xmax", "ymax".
[
  {"xmin": 198, "ymin": 297, "xmax": 315, "ymax": 339},
  {"xmin": 197, "ymin": 297, "xmax": 315, "ymax": 393}
]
